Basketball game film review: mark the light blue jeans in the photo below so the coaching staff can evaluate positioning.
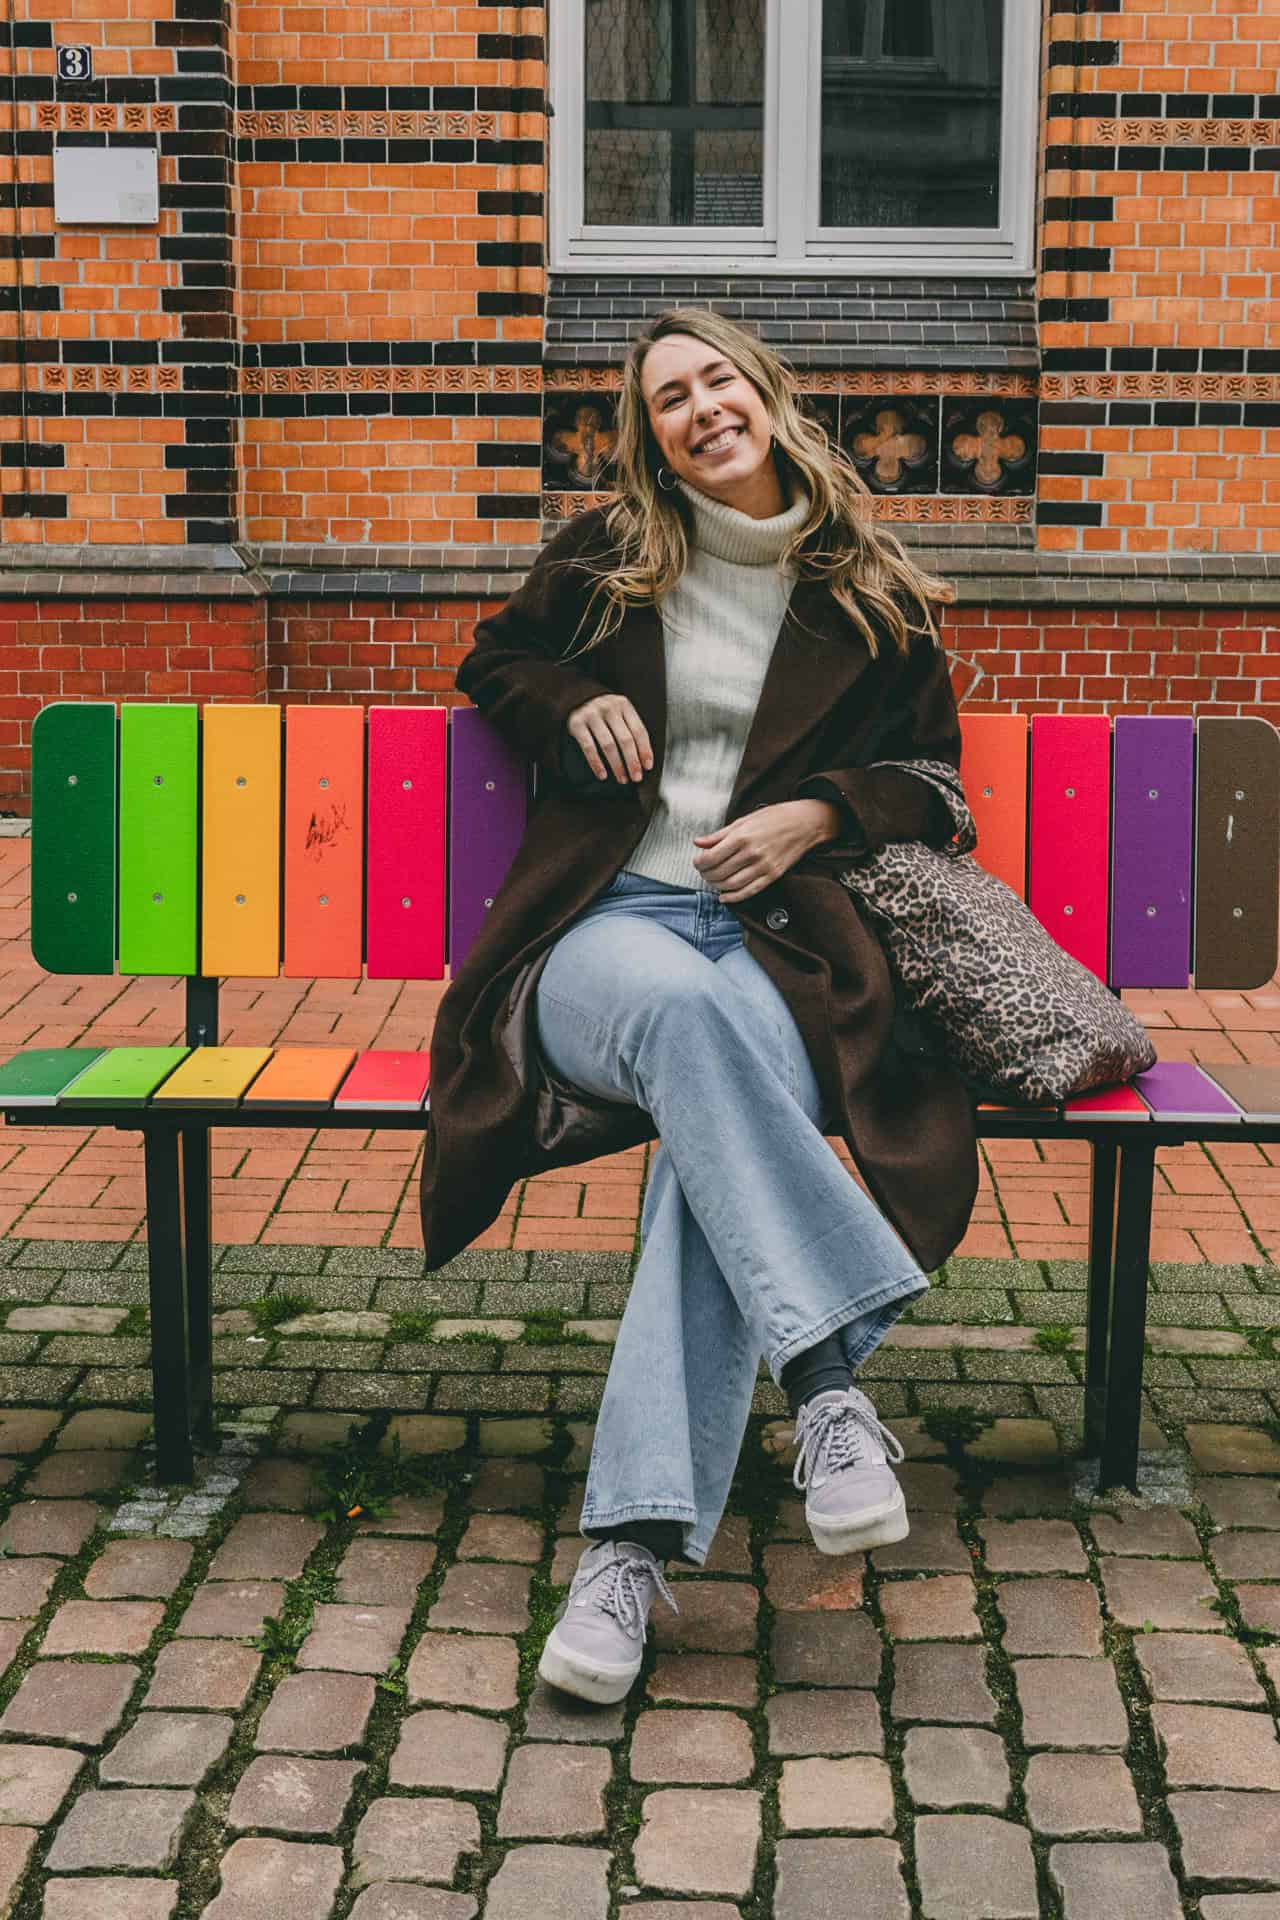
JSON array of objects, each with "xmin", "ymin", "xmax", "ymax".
[{"xmin": 534, "ymin": 869, "xmax": 929, "ymax": 1565}]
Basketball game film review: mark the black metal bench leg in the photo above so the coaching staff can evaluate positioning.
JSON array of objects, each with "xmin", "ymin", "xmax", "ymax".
[
  {"xmin": 1098, "ymin": 1139, "xmax": 1157, "ymax": 1495},
  {"xmin": 144, "ymin": 1126, "xmax": 194, "ymax": 1485},
  {"xmin": 181, "ymin": 1125, "xmax": 214, "ymax": 1445},
  {"xmin": 1084, "ymin": 1140, "xmax": 1118, "ymax": 1458}
]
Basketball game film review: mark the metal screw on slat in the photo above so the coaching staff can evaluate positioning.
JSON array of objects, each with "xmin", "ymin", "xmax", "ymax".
[
  {"xmin": 319, "ymin": 895, "xmax": 328, "ymax": 906},
  {"xmin": 152, "ymin": 892, "xmax": 163, "ymax": 904},
  {"xmin": 1146, "ymin": 905, "xmax": 1157, "ymax": 916},
  {"xmin": 1065, "ymin": 787, "xmax": 1075, "ymax": 798},
  {"xmin": 1148, "ymin": 788, "xmax": 1158, "ymax": 799},
  {"xmin": 484, "ymin": 897, "xmax": 494, "ymax": 908},
  {"xmin": 236, "ymin": 776, "xmax": 247, "ymax": 788},
  {"xmin": 319, "ymin": 777, "xmax": 329, "ymax": 790},
  {"xmin": 1233, "ymin": 907, "xmax": 1243, "ymax": 918},
  {"xmin": 402, "ymin": 779, "xmax": 412, "ymax": 791},
  {"xmin": 1063, "ymin": 904, "xmax": 1074, "ymax": 915},
  {"xmin": 235, "ymin": 894, "xmax": 246, "ymax": 905},
  {"xmin": 401, "ymin": 897, "xmax": 411, "ymax": 908},
  {"xmin": 1235, "ymin": 789, "xmax": 1245, "ymax": 801},
  {"xmin": 67, "ymin": 891, "xmax": 77, "ymax": 903},
  {"xmin": 982, "ymin": 786, "xmax": 992, "ymax": 798},
  {"xmin": 154, "ymin": 775, "xmax": 164, "ymax": 787},
  {"xmin": 67, "ymin": 775, "xmax": 78, "ymax": 787}
]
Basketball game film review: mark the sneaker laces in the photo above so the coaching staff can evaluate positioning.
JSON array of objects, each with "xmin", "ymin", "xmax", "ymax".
[
  {"xmin": 792, "ymin": 1387, "xmax": 905, "ymax": 1495},
  {"xmin": 572, "ymin": 1543, "xmax": 679, "ymax": 1636}
]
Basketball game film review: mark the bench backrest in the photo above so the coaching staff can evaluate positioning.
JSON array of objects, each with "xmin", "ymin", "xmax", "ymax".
[{"xmin": 30, "ymin": 703, "xmax": 1280, "ymax": 993}]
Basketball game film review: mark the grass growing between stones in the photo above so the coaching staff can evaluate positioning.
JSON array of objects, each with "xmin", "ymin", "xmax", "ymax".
[{"xmin": 247, "ymin": 1292, "xmax": 316, "ymax": 1333}]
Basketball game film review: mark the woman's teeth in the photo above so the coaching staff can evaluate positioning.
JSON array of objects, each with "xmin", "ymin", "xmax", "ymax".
[{"xmin": 696, "ymin": 428, "xmax": 740, "ymax": 455}]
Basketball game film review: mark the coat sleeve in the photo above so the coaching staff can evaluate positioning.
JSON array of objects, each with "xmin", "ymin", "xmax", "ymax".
[
  {"xmin": 793, "ymin": 616, "xmax": 962, "ymax": 853},
  {"xmin": 456, "ymin": 511, "xmax": 619, "ymax": 772}
]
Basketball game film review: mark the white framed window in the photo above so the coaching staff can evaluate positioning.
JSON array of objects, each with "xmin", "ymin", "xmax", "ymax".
[{"xmin": 549, "ymin": 0, "xmax": 1039, "ymax": 275}]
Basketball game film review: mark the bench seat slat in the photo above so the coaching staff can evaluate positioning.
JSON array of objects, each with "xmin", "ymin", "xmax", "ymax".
[
  {"xmin": 1110, "ymin": 717, "xmax": 1193, "ymax": 989},
  {"xmin": 1029, "ymin": 715, "xmax": 1111, "ymax": 980},
  {"xmin": 1064, "ymin": 1085, "xmax": 1150, "ymax": 1121},
  {"xmin": 959, "ymin": 714, "xmax": 1028, "ymax": 899},
  {"xmin": 1200, "ymin": 1065, "xmax": 1280, "ymax": 1122},
  {"xmin": 1133, "ymin": 1060, "xmax": 1241, "ymax": 1121},
  {"xmin": 0, "ymin": 1048, "xmax": 107, "ymax": 1106},
  {"xmin": 151, "ymin": 1047, "xmax": 275, "ymax": 1107},
  {"xmin": 243, "ymin": 1047, "xmax": 358, "ymax": 1108},
  {"xmin": 60, "ymin": 1047, "xmax": 191, "ymax": 1107},
  {"xmin": 284, "ymin": 707, "xmax": 364, "ymax": 980},
  {"xmin": 119, "ymin": 705, "xmax": 199, "ymax": 977},
  {"xmin": 333, "ymin": 1050, "xmax": 431, "ymax": 1111},
  {"xmin": 448, "ymin": 706, "xmax": 529, "ymax": 973},
  {"xmin": 366, "ymin": 708, "xmax": 447, "ymax": 980},
  {"xmin": 31, "ymin": 702, "xmax": 117, "ymax": 976},
  {"xmin": 202, "ymin": 706, "xmax": 282, "ymax": 979},
  {"xmin": 1194, "ymin": 717, "xmax": 1280, "ymax": 991}
]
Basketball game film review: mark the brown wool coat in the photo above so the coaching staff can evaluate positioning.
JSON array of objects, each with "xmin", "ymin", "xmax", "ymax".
[{"xmin": 419, "ymin": 506, "xmax": 979, "ymax": 1274}]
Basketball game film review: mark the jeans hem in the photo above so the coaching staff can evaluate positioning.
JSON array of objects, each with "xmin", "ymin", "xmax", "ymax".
[
  {"xmin": 580, "ymin": 1499, "xmax": 700, "ymax": 1530},
  {"xmin": 767, "ymin": 1269, "xmax": 929, "ymax": 1383}
]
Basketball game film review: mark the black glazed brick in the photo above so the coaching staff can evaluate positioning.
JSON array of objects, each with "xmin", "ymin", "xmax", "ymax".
[
  {"xmin": 841, "ymin": 393, "xmax": 939, "ymax": 496},
  {"xmin": 942, "ymin": 398, "xmax": 1037, "ymax": 497},
  {"xmin": 542, "ymin": 390, "xmax": 619, "ymax": 491}
]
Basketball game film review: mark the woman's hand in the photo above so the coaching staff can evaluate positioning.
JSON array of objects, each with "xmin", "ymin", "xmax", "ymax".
[
  {"xmin": 565, "ymin": 694, "xmax": 654, "ymax": 784},
  {"xmin": 693, "ymin": 799, "xmax": 843, "ymax": 903}
]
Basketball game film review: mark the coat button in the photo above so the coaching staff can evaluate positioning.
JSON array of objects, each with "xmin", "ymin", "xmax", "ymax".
[{"xmin": 766, "ymin": 908, "xmax": 789, "ymax": 931}]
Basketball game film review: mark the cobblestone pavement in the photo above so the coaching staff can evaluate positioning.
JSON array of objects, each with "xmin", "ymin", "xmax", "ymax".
[
  {"xmin": 0, "ymin": 838, "xmax": 1277, "ymax": 1261},
  {"xmin": 0, "ymin": 1241, "xmax": 1277, "ymax": 1917}
]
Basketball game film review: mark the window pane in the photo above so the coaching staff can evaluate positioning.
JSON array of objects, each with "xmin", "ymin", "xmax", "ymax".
[
  {"xmin": 820, "ymin": 0, "xmax": 1003, "ymax": 229},
  {"xmin": 584, "ymin": 0, "xmax": 765, "ymax": 226}
]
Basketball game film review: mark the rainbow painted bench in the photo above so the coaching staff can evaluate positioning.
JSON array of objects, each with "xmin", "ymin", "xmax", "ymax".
[{"xmin": 2, "ymin": 701, "xmax": 1278, "ymax": 1492}]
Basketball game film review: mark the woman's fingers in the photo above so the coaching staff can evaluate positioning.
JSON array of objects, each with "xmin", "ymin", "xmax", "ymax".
[{"xmin": 567, "ymin": 696, "xmax": 653, "ymax": 782}]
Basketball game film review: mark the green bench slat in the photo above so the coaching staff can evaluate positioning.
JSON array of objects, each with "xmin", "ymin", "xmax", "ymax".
[
  {"xmin": 0, "ymin": 1048, "xmax": 106, "ymax": 1106},
  {"xmin": 119, "ymin": 705, "xmax": 199, "ymax": 976},
  {"xmin": 31, "ymin": 703, "xmax": 117, "ymax": 975},
  {"xmin": 58, "ymin": 1047, "xmax": 191, "ymax": 1108}
]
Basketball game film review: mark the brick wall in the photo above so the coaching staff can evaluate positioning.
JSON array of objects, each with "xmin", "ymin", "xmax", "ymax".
[
  {"xmin": 0, "ymin": 600, "xmax": 263, "ymax": 806},
  {"xmin": 233, "ymin": 3, "xmax": 546, "ymax": 546},
  {"xmin": 1039, "ymin": 0, "xmax": 1280, "ymax": 553}
]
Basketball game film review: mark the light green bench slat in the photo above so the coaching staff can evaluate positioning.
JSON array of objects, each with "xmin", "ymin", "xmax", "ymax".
[
  {"xmin": 119, "ymin": 705, "xmax": 199, "ymax": 976},
  {"xmin": 0, "ymin": 1048, "xmax": 106, "ymax": 1107},
  {"xmin": 58, "ymin": 1047, "xmax": 190, "ymax": 1108},
  {"xmin": 31, "ymin": 703, "xmax": 117, "ymax": 975}
]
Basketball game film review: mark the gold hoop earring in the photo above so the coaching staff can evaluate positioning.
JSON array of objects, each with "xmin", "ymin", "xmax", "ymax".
[{"xmin": 657, "ymin": 467, "xmax": 678, "ymax": 492}]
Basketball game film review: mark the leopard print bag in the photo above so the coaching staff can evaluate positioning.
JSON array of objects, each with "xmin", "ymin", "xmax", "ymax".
[{"xmin": 839, "ymin": 759, "xmax": 1157, "ymax": 1106}]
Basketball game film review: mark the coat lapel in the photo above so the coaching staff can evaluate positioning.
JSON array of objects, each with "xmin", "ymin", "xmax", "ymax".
[
  {"xmin": 609, "ymin": 597, "xmax": 668, "ymax": 782},
  {"xmin": 729, "ymin": 575, "xmax": 874, "ymax": 814}
]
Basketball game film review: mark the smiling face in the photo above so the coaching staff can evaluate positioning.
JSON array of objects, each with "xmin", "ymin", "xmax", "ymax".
[{"xmin": 639, "ymin": 332, "xmax": 784, "ymax": 518}]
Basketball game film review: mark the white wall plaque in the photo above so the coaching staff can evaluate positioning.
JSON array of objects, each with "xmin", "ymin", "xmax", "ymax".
[{"xmin": 53, "ymin": 143, "xmax": 159, "ymax": 225}]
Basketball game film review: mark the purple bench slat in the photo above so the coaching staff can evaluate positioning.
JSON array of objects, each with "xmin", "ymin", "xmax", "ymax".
[
  {"xmin": 1110, "ymin": 717, "xmax": 1193, "ymax": 989},
  {"xmin": 1133, "ymin": 1061, "xmax": 1242, "ymax": 1122},
  {"xmin": 448, "ymin": 707, "xmax": 529, "ymax": 975}
]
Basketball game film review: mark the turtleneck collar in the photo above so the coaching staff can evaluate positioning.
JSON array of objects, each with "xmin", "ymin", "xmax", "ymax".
[{"xmin": 676, "ymin": 475, "xmax": 810, "ymax": 567}]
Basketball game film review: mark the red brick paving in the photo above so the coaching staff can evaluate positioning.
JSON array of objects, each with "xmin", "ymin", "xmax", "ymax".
[{"xmin": 0, "ymin": 840, "xmax": 1276, "ymax": 1259}]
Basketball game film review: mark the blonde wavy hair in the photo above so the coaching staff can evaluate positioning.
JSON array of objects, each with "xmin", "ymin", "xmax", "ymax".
[{"xmin": 566, "ymin": 306, "xmax": 954, "ymax": 660}]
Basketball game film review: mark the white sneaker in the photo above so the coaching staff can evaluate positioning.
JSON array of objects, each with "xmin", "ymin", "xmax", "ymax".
[
  {"xmin": 538, "ymin": 1539, "xmax": 679, "ymax": 1705},
  {"xmin": 793, "ymin": 1385, "xmax": 909, "ymax": 1555}
]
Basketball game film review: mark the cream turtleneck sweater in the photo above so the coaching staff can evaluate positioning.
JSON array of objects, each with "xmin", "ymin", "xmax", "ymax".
[{"xmin": 625, "ymin": 478, "xmax": 810, "ymax": 892}]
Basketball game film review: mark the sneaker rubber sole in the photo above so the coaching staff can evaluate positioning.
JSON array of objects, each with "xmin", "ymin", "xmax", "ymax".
[
  {"xmin": 807, "ymin": 1482, "xmax": 909, "ymax": 1556},
  {"xmin": 538, "ymin": 1625, "xmax": 641, "ymax": 1705}
]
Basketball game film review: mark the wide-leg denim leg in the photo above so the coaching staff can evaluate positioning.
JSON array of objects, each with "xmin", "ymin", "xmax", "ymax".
[{"xmin": 534, "ymin": 873, "xmax": 929, "ymax": 1566}]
